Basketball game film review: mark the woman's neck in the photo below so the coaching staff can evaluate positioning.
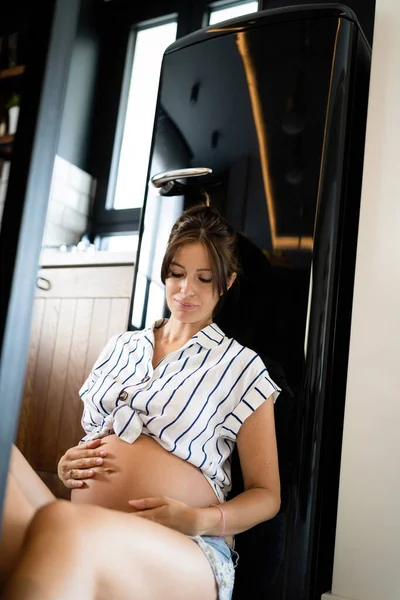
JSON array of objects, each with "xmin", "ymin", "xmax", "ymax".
[{"xmin": 156, "ymin": 316, "xmax": 212, "ymax": 347}]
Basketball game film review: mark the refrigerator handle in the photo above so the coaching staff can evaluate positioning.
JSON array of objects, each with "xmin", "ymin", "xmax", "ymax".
[{"xmin": 150, "ymin": 167, "xmax": 212, "ymax": 196}]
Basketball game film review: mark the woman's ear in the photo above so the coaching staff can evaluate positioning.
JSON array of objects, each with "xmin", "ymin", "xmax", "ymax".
[{"xmin": 227, "ymin": 272, "xmax": 237, "ymax": 291}]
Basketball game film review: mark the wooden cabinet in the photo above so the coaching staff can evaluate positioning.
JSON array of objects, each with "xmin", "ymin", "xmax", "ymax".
[{"xmin": 16, "ymin": 260, "xmax": 135, "ymax": 498}]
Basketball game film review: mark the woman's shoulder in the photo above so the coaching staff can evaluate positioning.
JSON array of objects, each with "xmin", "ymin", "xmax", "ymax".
[
  {"xmin": 225, "ymin": 335, "xmax": 264, "ymax": 364},
  {"xmin": 221, "ymin": 336, "xmax": 271, "ymax": 380}
]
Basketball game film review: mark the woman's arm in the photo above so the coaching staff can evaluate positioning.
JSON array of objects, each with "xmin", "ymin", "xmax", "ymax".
[{"xmin": 195, "ymin": 395, "xmax": 280, "ymax": 536}]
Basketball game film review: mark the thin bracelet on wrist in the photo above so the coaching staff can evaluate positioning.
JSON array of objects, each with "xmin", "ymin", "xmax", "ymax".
[{"xmin": 210, "ymin": 503, "xmax": 226, "ymax": 538}]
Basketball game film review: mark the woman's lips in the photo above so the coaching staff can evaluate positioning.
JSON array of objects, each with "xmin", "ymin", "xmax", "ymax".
[{"xmin": 175, "ymin": 299, "xmax": 198, "ymax": 310}]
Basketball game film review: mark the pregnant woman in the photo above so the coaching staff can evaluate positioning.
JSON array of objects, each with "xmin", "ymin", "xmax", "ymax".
[{"xmin": 1, "ymin": 204, "xmax": 281, "ymax": 600}]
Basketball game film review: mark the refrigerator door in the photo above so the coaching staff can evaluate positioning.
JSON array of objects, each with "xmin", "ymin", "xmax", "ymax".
[{"xmin": 128, "ymin": 6, "xmax": 371, "ymax": 599}]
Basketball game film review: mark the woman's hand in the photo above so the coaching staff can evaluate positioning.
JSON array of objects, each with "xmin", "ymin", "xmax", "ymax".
[
  {"xmin": 57, "ymin": 439, "xmax": 106, "ymax": 488},
  {"xmin": 129, "ymin": 496, "xmax": 200, "ymax": 536}
]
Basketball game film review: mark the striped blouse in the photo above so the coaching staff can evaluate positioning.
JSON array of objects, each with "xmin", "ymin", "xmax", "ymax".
[{"xmin": 79, "ymin": 319, "xmax": 281, "ymax": 502}]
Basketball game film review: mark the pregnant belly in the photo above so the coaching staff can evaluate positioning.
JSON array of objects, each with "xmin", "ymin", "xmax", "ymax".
[{"xmin": 70, "ymin": 434, "xmax": 219, "ymax": 512}]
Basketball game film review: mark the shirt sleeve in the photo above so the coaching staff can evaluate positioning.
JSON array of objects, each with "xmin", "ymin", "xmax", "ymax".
[
  {"xmin": 79, "ymin": 333, "xmax": 123, "ymax": 437},
  {"xmin": 221, "ymin": 366, "xmax": 281, "ymax": 441}
]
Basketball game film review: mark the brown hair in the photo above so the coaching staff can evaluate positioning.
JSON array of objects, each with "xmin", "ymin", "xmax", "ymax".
[{"xmin": 161, "ymin": 204, "xmax": 241, "ymax": 299}]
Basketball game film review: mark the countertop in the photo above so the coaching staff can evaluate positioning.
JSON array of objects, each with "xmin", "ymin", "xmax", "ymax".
[{"xmin": 39, "ymin": 250, "xmax": 136, "ymax": 268}]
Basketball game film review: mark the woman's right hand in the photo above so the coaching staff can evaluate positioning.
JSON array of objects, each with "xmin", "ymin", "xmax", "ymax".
[{"xmin": 57, "ymin": 439, "xmax": 107, "ymax": 488}]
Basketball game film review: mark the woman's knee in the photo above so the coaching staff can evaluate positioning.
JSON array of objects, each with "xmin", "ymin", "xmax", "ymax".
[
  {"xmin": 25, "ymin": 500, "xmax": 82, "ymax": 544},
  {"xmin": 26, "ymin": 500, "xmax": 119, "ymax": 546},
  {"xmin": 25, "ymin": 502, "xmax": 151, "ymax": 563}
]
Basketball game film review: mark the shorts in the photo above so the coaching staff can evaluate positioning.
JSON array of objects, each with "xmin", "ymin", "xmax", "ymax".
[{"xmin": 189, "ymin": 535, "xmax": 239, "ymax": 600}]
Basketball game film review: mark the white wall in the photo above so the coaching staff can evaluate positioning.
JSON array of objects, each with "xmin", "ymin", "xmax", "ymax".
[{"xmin": 323, "ymin": 1, "xmax": 400, "ymax": 599}]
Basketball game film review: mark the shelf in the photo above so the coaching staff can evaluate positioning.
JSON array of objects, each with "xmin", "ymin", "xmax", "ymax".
[
  {"xmin": 0, "ymin": 134, "xmax": 14, "ymax": 145},
  {"xmin": 0, "ymin": 65, "xmax": 25, "ymax": 79},
  {"xmin": 0, "ymin": 134, "xmax": 13, "ymax": 158}
]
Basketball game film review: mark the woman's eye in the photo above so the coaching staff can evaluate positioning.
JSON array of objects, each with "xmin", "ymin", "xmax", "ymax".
[
  {"xmin": 199, "ymin": 278, "xmax": 212, "ymax": 284},
  {"xmin": 170, "ymin": 272, "xmax": 183, "ymax": 278}
]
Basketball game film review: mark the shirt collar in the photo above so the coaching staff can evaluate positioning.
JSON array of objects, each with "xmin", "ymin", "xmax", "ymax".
[{"xmin": 143, "ymin": 319, "xmax": 226, "ymax": 351}]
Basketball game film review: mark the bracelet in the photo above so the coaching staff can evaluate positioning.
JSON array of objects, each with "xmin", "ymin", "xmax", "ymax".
[{"xmin": 210, "ymin": 503, "xmax": 226, "ymax": 538}]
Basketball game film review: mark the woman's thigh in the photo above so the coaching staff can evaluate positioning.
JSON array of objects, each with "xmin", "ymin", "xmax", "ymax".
[
  {"xmin": 0, "ymin": 473, "xmax": 36, "ymax": 585},
  {"xmin": 28, "ymin": 501, "xmax": 218, "ymax": 600},
  {"xmin": 101, "ymin": 524, "xmax": 217, "ymax": 599},
  {"xmin": 9, "ymin": 445, "xmax": 54, "ymax": 508},
  {"xmin": 0, "ymin": 447, "xmax": 55, "ymax": 585},
  {"xmin": 84, "ymin": 504, "xmax": 217, "ymax": 600}
]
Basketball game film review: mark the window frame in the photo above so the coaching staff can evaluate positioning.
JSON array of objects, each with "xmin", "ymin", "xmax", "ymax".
[{"xmin": 90, "ymin": 14, "xmax": 178, "ymax": 240}]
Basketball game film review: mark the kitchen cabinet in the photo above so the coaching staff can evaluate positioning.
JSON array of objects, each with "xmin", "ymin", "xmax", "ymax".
[{"xmin": 16, "ymin": 257, "xmax": 134, "ymax": 498}]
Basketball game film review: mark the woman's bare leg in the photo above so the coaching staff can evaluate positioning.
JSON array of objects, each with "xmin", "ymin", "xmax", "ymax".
[
  {"xmin": 0, "ymin": 447, "xmax": 55, "ymax": 586},
  {"xmin": 0, "ymin": 474, "xmax": 35, "ymax": 586},
  {"xmin": 8, "ymin": 446, "xmax": 54, "ymax": 508},
  {"xmin": 4, "ymin": 500, "xmax": 218, "ymax": 600}
]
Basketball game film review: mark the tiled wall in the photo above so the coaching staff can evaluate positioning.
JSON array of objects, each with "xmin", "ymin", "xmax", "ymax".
[
  {"xmin": 42, "ymin": 155, "xmax": 94, "ymax": 247},
  {"xmin": 0, "ymin": 155, "xmax": 94, "ymax": 247}
]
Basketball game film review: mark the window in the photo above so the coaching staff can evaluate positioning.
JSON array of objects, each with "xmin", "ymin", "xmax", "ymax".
[
  {"xmin": 111, "ymin": 21, "xmax": 178, "ymax": 211},
  {"xmin": 208, "ymin": 1, "xmax": 258, "ymax": 25}
]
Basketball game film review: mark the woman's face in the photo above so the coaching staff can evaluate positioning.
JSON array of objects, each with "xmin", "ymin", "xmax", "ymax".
[{"xmin": 165, "ymin": 242, "xmax": 220, "ymax": 327}]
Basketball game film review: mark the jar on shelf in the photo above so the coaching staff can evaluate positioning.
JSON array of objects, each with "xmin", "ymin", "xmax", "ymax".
[{"xmin": 6, "ymin": 92, "xmax": 20, "ymax": 135}]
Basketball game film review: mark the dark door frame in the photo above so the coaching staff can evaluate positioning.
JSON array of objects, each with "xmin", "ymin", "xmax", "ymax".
[{"xmin": 0, "ymin": 0, "xmax": 82, "ymax": 531}]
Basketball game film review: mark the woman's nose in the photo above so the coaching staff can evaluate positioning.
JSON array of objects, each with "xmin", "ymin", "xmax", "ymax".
[{"xmin": 180, "ymin": 277, "xmax": 195, "ymax": 295}]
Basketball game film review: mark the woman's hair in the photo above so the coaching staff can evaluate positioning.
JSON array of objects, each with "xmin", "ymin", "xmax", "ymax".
[{"xmin": 160, "ymin": 204, "xmax": 241, "ymax": 299}]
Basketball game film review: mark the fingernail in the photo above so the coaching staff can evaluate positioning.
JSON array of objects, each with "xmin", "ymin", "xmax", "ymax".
[
  {"xmin": 88, "ymin": 470, "xmax": 94, "ymax": 475},
  {"xmin": 99, "ymin": 451, "xmax": 106, "ymax": 457},
  {"xmin": 95, "ymin": 458, "xmax": 102, "ymax": 464}
]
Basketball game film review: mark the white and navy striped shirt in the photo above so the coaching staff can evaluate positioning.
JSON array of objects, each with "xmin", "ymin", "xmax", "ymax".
[{"xmin": 79, "ymin": 319, "xmax": 281, "ymax": 502}]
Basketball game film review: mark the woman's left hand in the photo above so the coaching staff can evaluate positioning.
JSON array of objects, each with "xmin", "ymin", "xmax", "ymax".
[{"xmin": 129, "ymin": 496, "xmax": 199, "ymax": 535}]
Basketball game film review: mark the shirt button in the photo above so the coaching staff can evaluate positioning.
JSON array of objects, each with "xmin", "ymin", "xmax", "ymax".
[
  {"xmin": 141, "ymin": 375, "xmax": 150, "ymax": 383},
  {"xmin": 118, "ymin": 391, "xmax": 128, "ymax": 401}
]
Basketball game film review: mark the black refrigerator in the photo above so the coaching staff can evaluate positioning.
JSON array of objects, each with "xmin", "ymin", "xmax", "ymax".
[{"xmin": 128, "ymin": 4, "xmax": 371, "ymax": 599}]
